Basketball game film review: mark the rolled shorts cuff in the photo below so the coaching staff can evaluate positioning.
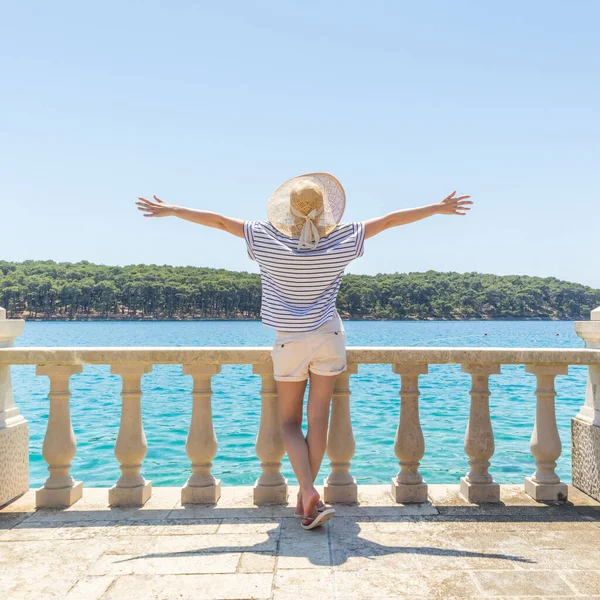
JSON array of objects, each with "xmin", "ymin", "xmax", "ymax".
[
  {"xmin": 273, "ymin": 374, "xmax": 310, "ymax": 382},
  {"xmin": 309, "ymin": 366, "xmax": 347, "ymax": 377}
]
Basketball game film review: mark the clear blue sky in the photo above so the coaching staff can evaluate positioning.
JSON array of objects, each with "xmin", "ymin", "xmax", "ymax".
[{"xmin": 2, "ymin": 1, "xmax": 598, "ymax": 286}]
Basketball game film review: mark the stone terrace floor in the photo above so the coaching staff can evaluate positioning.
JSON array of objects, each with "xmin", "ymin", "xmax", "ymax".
[{"xmin": 1, "ymin": 485, "xmax": 600, "ymax": 600}]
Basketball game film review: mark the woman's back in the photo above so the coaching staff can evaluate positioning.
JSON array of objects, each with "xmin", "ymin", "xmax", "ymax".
[{"xmin": 244, "ymin": 220, "xmax": 365, "ymax": 331}]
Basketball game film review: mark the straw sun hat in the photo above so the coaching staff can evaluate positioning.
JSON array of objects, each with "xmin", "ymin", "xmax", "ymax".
[{"xmin": 266, "ymin": 173, "xmax": 346, "ymax": 250}]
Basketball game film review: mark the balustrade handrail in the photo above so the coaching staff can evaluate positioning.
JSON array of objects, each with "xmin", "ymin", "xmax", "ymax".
[{"xmin": 1, "ymin": 346, "xmax": 600, "ymax": 365}]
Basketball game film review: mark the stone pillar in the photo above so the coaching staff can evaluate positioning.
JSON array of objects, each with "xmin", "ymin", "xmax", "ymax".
[
  {"xmin": 460, "ymin": 363, "xmax": 501, "ymax": 502},
  {"xmin": 0, "ymin": 308, "xmax": 28, "ymax": 508},
  {"xmin": 253, "ymin": 364, "xmax": 288, "ymax": 505},
  {"xmin": 36, "ymin": 364, "xmax": 83, "ymax": 507},
  {"xmin": 391, "ymin": 363, "xmax": 428, "ymax": 503},
  {"xmin": 524, "ymin": 364, "xmax": 569, "ymax": 501},
  {"xmin": 324, "ymin": 363, "xmax": 358, "ymax": 503},
  {"xmin": 109, "ymin": 363, "xmax": 152, "ymax": 507},
  {"xmin": 181, "ymin": 364, "xmax": 222, "ymax": 504},
  {"xmin": 573, "ymin": 307, "xmax": 600, "ymax": 501}
]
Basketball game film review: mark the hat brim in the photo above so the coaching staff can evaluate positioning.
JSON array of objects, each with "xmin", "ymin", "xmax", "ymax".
[{"xmin": 266, "ymin": 173, "xmax": 346, "ymax": 238}]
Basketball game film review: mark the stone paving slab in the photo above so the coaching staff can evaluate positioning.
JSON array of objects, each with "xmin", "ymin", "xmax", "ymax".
[{"xmin": 1, "ymin": 484, "xmax": 600, "ymax": 599}]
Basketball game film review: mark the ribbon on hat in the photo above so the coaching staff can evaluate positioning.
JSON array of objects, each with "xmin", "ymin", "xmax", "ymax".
[{"xmin": 290, "ymin": 204, "xmax": 323, "ymax": 250}]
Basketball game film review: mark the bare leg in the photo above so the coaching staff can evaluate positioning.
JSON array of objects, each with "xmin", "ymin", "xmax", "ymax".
[
  {"xmin": 277, "ymin": 379, "xmax": 320, "ymax": 522},
  {"xmin": 307, "ymin": 372, "xmax": 336, "ymax": 474},
  {"xmin": 297, "ymin": 372, "xmax": 337, "ymax": 516}
]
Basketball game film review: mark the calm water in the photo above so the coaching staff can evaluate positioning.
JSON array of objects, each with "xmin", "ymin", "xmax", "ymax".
[{"xmin": 12, "ymin": 320, "xmax": 586, "ymax": 487}]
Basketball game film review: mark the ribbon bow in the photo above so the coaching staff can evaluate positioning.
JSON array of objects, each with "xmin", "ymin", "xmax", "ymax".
[{"xmin": 290, "ymin": 205, "xmax": 323, "ymax": 250}]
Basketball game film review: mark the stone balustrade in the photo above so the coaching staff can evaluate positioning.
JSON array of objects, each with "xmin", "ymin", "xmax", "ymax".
[{"xmin": 1, "ymin": 308, "xmax": 600, "ymax": 509}]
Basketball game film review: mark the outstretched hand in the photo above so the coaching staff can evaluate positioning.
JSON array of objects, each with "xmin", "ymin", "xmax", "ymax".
[
  {"xmin": 437, "ymin": 191, "xmax": 472, "ymax": 215},
  {"xmin": 136, "ymin": 195, "xmax": 175, "ymax": 217}
]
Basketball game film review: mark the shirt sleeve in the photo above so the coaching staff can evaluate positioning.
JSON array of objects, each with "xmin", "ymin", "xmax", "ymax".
[
  {"xmin": 345, "ymin": 221, "xmax": 366, "ymax": 260},
  {"xmin": 243, "ymin": 220, "xmax": 258, "ymax": 262},
  {"xmin": 353, "ymin": 221, "xmax": 366, "ymax": 259}
]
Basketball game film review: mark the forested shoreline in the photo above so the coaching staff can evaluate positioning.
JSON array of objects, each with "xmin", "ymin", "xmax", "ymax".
[{"xmin": 1, "ymin": 260, "xmax": 598, "ymax": 321}]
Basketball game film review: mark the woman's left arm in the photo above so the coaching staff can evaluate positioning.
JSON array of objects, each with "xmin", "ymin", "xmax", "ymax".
[{"xmin": 364, "ymin": 191, "xmax": 472, "ymax": 239}]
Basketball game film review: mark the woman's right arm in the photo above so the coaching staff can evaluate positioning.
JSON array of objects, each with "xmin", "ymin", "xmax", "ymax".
[{"xmin": 136, "ymin": 195, "xmax": 244, "ymax": 238}]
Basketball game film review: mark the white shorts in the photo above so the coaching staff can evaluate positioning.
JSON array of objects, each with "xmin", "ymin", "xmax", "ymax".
[{"xmin": 271, "ymin": 312, "xmax": 347, "ymax": 382}]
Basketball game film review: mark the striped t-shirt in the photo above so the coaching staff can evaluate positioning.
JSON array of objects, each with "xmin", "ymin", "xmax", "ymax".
[{"xmin": 243, "ymin": 220, "xmax": 365, "ymax": 331}]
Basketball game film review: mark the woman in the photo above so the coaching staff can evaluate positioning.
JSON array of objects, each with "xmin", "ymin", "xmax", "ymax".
[{"xmin": 137, "ymin": 173, "xmax": 471, "ymax": 530}]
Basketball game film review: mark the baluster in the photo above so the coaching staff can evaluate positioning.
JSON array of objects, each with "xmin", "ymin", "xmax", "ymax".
[
  {"xmin": 109, "ymin": 363, "xmax": 152, "ymax": 507},
  {"xmin": 181, "ymin": 364, "xmax": 222, "ymax": 504},
  {"xmin": 460, "ymin": 363, "xmax": 501, "ymax": 502},
  {"xmin": 36, "ymin": 364, "xmax": 83, "ymax": 508},
  {"xmin": 391, "ymin": 363, "xmax": 428, "ymax": 503},
  {"xmin": 524, "ymin": 364, "xmax": 569, "ymax": 501},
  {"xmin": 253, "ymin": 364, "xmax": 288, "ymax": 505},
  {"xmin": 324, "ymin": 363, "xmax": 358, "ymax": 503}
]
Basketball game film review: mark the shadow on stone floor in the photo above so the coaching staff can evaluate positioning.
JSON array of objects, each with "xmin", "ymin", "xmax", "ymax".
[
  {"xmin": 113, "ymin": 518, "xmax": 537, "ymax": 569},
  {"xmin": 3, "ymin": 499, "xmax": 598, "ymax": 572}
]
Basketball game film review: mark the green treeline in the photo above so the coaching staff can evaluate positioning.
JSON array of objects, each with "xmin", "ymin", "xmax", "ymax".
[{"xmin": 1, "ymin": 260, "xmax": 599, "ymax": 320}]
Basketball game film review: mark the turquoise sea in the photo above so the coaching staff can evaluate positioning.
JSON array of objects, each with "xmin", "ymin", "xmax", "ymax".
[{"xmin": 11, "ymin": 320, "xmax": 587, "ymax": 488}]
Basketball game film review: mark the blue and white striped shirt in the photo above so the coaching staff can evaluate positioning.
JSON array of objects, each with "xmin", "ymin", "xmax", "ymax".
[{"xmin": 243, "ymin": 220, "xmax": 365, "ymax": 331}]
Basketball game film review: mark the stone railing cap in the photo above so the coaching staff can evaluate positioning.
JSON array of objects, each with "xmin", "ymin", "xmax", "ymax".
[{"xmin": 1, "ymin": 346, "xmax": 600, "ymax": 366}]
